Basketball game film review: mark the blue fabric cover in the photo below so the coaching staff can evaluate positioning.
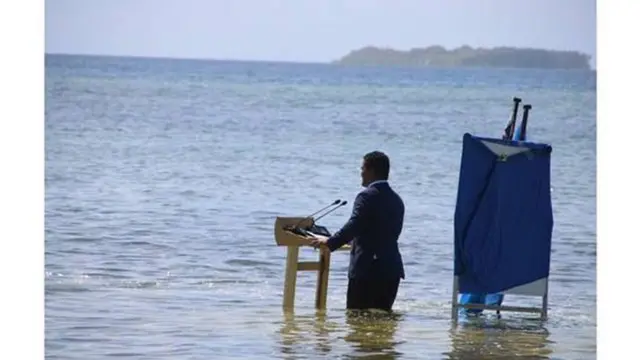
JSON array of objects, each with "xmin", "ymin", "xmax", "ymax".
[{"xmin": 454, "ymin": 133, "xmax": 553, "ymax": 294}]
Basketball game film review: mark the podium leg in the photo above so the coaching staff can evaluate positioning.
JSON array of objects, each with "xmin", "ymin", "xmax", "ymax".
[
  {"xmin": 283, "ymin": 246, "xmax": 299, "ymax": 309},
  {"xmin": 315, "ymin": 248, "xmax": 331, "ymax": 309}
]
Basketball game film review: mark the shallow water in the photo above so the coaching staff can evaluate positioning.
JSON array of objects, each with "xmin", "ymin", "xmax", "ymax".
[{"xmin": 45, "ymin": 54, "xmax": 596, "ymax": 359}]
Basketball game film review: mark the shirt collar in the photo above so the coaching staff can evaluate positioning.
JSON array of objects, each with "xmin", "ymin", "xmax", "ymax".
[{"xmin": 368, "ymin": 180, "xmax": 388, "ymax": 188}]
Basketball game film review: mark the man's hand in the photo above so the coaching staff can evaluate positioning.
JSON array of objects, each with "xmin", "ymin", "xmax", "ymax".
[{"xmin": 309, "ymin": 235, "xmax": 329, "ymax": 249}]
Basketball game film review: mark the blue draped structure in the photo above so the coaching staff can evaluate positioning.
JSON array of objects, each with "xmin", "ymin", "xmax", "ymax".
[{"xmin": 453, "ymin": 133, "xmax": 553, "ymax": 299}]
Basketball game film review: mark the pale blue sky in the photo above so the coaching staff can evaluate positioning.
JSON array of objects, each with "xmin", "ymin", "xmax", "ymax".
[{"xmin": 46, "ymin": 0, "xmax": 596, "ymax": 66}]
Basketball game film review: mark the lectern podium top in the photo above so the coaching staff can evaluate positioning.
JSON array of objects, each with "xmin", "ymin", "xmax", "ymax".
[
  {"xmin": 274, "ymin": 216, "xmax": 317, "ymax": 247},
  {"xmin": 274, "ymin": 216, "xmax": 350, "ymax": 250}
]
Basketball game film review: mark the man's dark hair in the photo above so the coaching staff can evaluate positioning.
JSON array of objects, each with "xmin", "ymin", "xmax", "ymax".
[{"xmin": 363, "ymin": 151, "xmax": 390, "ymax": 180}]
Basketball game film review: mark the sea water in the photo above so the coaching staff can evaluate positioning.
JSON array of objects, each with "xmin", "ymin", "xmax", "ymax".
[{"xmin": 45, "ymin": 54, "xmax": 596, "ymax": 359}]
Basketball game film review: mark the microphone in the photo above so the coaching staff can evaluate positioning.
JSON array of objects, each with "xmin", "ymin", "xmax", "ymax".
[
  {"xmin": 313, "ymin": 200, "xmax": 348, "ymax": 223},
  {"xmin": 284, "ymin": 199, "xmax": 341, "ymax": 234},
  {"xmin": 305, "ymin": 199, "xmax": 341, "ymax": 220},
  {"xmin": 306, "ymin": 200, "xmax": 348, "ymax": 238}
]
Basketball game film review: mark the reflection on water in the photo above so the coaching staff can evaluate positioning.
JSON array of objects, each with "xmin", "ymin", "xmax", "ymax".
[
  {"xmin": 278, "ymin": 310, "xmax": 337, "ymax": 358},
  {"xmin": 278, "ymin": 310, "xmax": 555, "ymax": 359},
  {"xmin": 278, "ymin": 310, "xmax": 403, "ymax": 359},
  {"xmin": 444, "ymin": 317, "xmax": 553, "ymax": 360},
  {"xmin": 343, "ymin": 311, "xmax": 404, "ymax": 359}
]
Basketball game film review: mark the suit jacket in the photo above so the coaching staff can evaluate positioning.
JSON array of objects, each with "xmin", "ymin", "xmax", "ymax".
[{"xmin": 326, "ymin": 181, "xmax": 405, "ymax": 280}]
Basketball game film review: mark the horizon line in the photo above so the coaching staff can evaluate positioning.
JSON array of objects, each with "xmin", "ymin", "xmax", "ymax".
[
  {"xmin": 45, "ymin": 52, "xmax": 331, "ymax": 66},
  {"xmin": 45, "ymin": 52, "xmax": 597, "ymax": 72}
]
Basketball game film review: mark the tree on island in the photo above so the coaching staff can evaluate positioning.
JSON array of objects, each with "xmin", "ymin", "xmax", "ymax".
[{"xmin": 333, "ymin": 45, "xmax": 591, "ymax": 70}]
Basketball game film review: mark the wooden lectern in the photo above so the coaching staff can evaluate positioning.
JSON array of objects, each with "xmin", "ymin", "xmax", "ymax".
[{"xmin": 274, "ymin": 216, "xmax": 349, "ymax": 310}]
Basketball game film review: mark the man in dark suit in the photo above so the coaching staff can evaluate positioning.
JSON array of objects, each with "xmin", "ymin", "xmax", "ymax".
[{"xmin": 311, "ymin": 151, "xmax": 405, "ymax": 312}]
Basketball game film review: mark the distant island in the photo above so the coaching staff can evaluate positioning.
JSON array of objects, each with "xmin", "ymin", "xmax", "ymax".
[{"xmin": 333, "ymin": 45, "xmax": 592, "ymax": 70}]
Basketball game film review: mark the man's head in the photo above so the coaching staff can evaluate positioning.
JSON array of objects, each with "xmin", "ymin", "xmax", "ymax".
[{"xmin": 360, "ymin": 151, "xmax": 390, "ymax": 187}]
